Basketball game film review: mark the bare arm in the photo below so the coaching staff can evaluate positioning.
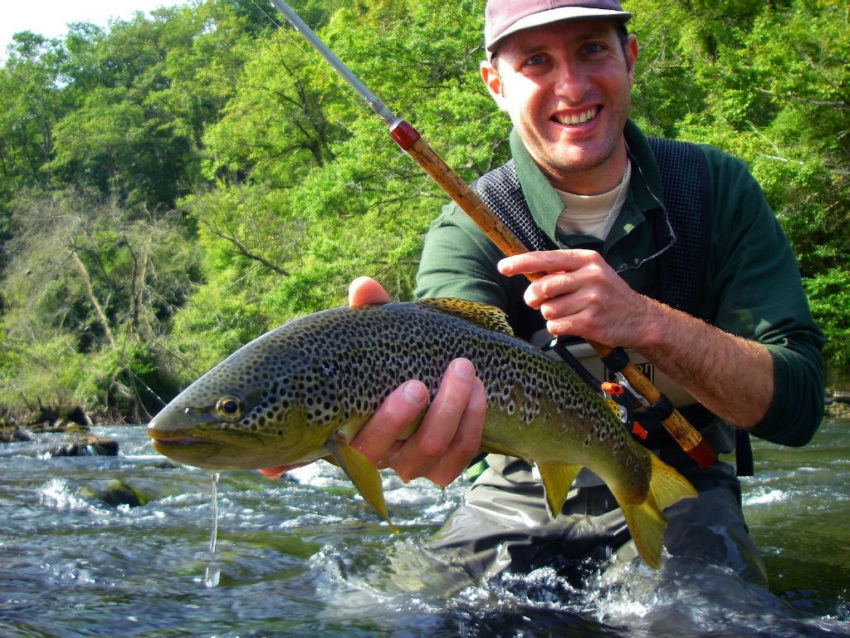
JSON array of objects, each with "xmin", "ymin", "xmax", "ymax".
[
  {"xmin": 626, "ymin": 296, "xmax": 773, "ymax": 428},
  {"xmin": 499, "ymin": 250, "xmax": 774, "ymax": 429}
]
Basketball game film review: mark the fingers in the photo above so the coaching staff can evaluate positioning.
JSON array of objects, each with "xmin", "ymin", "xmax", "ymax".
[
  {"xmin": 351, "ymin": 358, "xmax": 486, "ymax": 488},
  {"xmin": 422, "ymin": 370, "xmax": 487, "ymax": 487},
  {"xmin": 498, "ymin": 249, "xmax": 592, "ymax": 280},
  {"xmin": 394, "ymin": 358, "xmax": 486, "ymax": 487},
  {"xmin": 348, "ymin": 276, "xmax": 391, "ymax": 307},
  {"xmin": 351, "ymin": 379, "xmax": 431, "ymax": 466},
  {"xmin": 258, "ymin": 467, "xmax": 287, "ymax": 480},
  {"xmin": 346, "ymin": 278, "xmax": 485, "ymax": 486},
  {"xmin": 499, "ymin": 250, "xmax": 636, "ymax": 342},
  {"xmin": 257, "ymin": 462, "xmax": 311, "ymax": 480}
]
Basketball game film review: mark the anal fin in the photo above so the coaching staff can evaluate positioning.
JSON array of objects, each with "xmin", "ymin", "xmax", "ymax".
[
  {"xmin": 536, "ymin": 462, "xmax": 582, "ymax": 518},
  {"xmin": 326, "ymin": 432, "xmax": 396, "ymax": 532}
]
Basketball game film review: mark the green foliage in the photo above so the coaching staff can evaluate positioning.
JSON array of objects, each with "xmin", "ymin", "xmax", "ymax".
[
  {"xmin": 0, "ymin": 0, "xmax": 848, "ymax": 420},
  {"xmin": 1, "ymin": 187, "xmax": 201, "ymax": 418},
  {"xmin": 200, "ymin": 30, "xmax": 347, "ymax": 185},
  {"xmin": 0, "ymin": 34, "xmax": 73, "ymax": 245},
  {"xmin": 804, "ymin": 268, "xmax": 850, "ymax": 384},
  {"xmin": 670, "ymin": 0, "xmax": 849, "ymax": 277}
]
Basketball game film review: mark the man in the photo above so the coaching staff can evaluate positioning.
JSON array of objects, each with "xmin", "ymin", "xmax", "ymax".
[{"xmin": 344, "ymin": 0, "xmax": 824, "ymax": 587}]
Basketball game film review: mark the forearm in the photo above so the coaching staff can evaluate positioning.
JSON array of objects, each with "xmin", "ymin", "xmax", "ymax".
[
  {"xmin": 635, "ymin": 297, "xmax": 774, "ymax": 429},
  {"xmin": 500, "ymin": 250, "xmax": 777, "ymax": 428}
]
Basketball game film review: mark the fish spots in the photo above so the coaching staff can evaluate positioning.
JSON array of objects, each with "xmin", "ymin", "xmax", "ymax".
[{"xmin": 157, "ymin": 301, "xmax": 636, "ymax": 473}]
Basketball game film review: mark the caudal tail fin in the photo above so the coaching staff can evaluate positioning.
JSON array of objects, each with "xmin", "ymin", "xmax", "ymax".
[{"xmin": 612, "ymin": 453, "xmax": 698, "ymax": 569}]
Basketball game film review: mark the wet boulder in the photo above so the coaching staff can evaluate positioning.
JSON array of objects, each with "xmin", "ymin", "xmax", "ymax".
[
  {"xmin": 77, "ymin": 479, "xmax": 149, "ymax": 507},
  {"xmin": 48, "ymin": 436, "xmax": 119, "ymax": 457},
  {"xmin": 0, "ymin": 426, "xmax": 32, "ymax": 443}
]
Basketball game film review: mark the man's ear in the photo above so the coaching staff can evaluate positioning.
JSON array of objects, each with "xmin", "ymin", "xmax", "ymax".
[
  {"xmin": 625, "ymin": 34, "xmax": 639, "ymax": 82},
  {"xmin": 480, "ymin": 60, "xmax": 507, "ymax": 110}
]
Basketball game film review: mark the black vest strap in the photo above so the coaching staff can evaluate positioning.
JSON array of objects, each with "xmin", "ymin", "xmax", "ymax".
[
  {"xmin": 647, "ymin": 138, "xmax": 711, "ymax": 320},
  {"xmin": 473, "ymin": 159, "xmax": 558, "ymax": 253}
]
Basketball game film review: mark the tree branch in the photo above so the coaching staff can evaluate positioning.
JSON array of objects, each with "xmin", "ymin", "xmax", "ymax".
[
  {"xmin": 204, "ymin": 224, "xmax": 290, "ymax": 276},
  {"xmin": 70, "ymin": 250, "xmax": 116, "ymax": 347}
]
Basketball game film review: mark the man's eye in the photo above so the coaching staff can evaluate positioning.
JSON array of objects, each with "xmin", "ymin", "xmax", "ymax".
[{"xmin": 525, "ymin": 54, "xmax": 544, "ymax": 66}]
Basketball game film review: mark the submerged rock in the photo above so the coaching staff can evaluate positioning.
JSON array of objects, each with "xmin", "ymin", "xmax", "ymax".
[
  {"xmin": 0, "ymin": 426, "xmax": 32, "ymax": 443},
  {"xmin": 77, "ymin": 479, "xmax": 149, "ymax": 507},
  {"xmin": 48, "ymin": 436, "xmax": 119, "ymax": 457}
]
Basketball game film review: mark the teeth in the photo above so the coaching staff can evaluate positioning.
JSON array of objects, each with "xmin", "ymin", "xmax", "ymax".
[{"xmin": 557, "ymin": 107, "xmax": 598, "ymax": 125}]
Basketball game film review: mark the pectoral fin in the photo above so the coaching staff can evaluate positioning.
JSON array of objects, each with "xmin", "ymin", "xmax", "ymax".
[
  {"xmin": 537, "ymin": 462, "xmax": 582, "ymax": 518},
  {"xmin": 326, "ymin": 433, "xmax": 396, "ymax": 531}
]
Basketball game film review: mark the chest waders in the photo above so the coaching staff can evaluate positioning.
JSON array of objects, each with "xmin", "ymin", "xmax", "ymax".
[{"xmin": 473, "ymin": 138, "xmax": 754, "ymax": 476}]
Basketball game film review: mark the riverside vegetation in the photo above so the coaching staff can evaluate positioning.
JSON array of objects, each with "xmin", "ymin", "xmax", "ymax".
[{"xmin": 1, "ymin": 0, "xmax": 848, "ymax": 425}]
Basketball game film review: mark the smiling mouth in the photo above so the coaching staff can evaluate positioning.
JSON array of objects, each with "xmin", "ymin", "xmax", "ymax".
[{"xmin": 554, "ymin": 106, "xmax": 600, "ymax": 126}]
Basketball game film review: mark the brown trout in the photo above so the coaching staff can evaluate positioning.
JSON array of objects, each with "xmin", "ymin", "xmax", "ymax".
[{"xmin": 147, "ymin": 299, "xmax": 696, "ymax": 568}]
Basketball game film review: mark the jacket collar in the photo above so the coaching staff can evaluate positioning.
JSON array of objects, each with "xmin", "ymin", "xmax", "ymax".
[{"xmin": 510, "ymin": 119, "xmax": 665, "ymax": 249}]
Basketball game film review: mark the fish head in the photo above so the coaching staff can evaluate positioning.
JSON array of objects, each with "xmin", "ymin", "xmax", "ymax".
[{"xmin": 147, "ymin": 328, "xmax": 343, "ymax": 470}]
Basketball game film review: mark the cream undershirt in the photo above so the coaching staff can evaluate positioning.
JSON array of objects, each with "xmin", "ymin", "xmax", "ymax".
[{"xmin": 555, "ymin": 161, "xmax": 632, "ymax": 241}]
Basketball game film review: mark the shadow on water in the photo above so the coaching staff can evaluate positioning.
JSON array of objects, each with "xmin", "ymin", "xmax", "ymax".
[{"xmin": 0, "ymin": 419, "xmax": 848, "ymax": 637}]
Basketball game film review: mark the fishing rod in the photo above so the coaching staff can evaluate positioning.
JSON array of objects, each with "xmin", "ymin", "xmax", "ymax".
[{"xmin": 267, "ymin": 0, "xmax": 716, "ymax": 469}]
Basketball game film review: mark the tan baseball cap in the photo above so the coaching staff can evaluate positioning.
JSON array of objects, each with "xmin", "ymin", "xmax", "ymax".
[{"xmin": 485, "ymin": 0, "xmax": 631, "ymax": 55}]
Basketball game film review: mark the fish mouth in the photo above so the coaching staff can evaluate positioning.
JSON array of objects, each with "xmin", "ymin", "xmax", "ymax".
[
  {"xmin": 147, "ymin": 427, "xmax": 247, "ymax": 469},
  {"xmin": 148, "ymin": 434, "xmax": 227, "ymax": 467},
  {"xmin": 146, "ymin": 426, "xmax": 218, "ymax": 448},
  {"xmin": 147, "ymin": 433, "xmax": 208, "ymax": 445},
  {"xmin": 147, "ymin": 427, "xmax": 301, "ymax": 471}
]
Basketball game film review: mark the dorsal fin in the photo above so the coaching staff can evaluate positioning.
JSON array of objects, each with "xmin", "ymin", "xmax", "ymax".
[{"xmin": 418, "ymin": 298, "xmax": 514, "ymax": 336}]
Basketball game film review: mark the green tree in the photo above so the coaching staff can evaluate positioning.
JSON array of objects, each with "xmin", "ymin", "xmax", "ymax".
[
  {"xmin": 663, "ymin": 0, "xmax": 849, "ymax": 378},
  {"xmin": 0, "ymin": 33, "xmax": 72, "ymax": 243},
  {"xmin": 1, "ymin": 188, "xmax": 201, "ymax": 418},
  {"xmin": 169, "ymin": 0, "xmax": 497, "ymax": 368}
]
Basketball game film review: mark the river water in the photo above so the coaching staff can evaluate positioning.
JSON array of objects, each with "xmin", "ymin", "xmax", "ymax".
[{"xmin": 1, "ymin": 417, "xmax": 848, "ymax": 637}]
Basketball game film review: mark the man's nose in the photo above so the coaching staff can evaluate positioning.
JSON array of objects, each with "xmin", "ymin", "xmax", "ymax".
[{"xmin": 552, "ymin": 60, "xmax": 590, "ymax": 102}]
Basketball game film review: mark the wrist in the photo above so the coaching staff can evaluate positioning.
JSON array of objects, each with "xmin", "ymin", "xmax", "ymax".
[{"xmin": 630, "ymin": 296, "xmax": 679, "ymax": 354}]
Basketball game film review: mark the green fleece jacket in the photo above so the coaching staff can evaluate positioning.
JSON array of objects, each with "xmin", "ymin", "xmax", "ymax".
[{"xmin": 415, "ymin": 121, "xmax": 824, "ymax": 448}]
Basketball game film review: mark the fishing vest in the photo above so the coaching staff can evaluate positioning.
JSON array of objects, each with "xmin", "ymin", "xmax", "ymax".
[{"xmin": 473, "ymin": 138, "xmax": 754, "ymax": 475}]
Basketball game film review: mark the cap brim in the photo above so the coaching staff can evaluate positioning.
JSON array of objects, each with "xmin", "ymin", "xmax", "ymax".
[{"xmin": 487, "ymin": 7, "xmax": 631, "ymax": 52}]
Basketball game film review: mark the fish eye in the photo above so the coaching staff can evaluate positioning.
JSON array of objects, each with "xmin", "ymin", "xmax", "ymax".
[{"xmin": 215, "ymin": 396, "xmax": 243, "ymax": 421}]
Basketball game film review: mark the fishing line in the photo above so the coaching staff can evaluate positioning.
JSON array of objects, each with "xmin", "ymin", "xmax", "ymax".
[
  {"xmin": 251, "ymin": 0, "xmax": 283, "ymax": 30},
  {"xmin": 128, "ymin": 369, "xmax": 167, "ymax": 409}
]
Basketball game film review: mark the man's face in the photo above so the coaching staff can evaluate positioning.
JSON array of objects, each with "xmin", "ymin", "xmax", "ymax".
[{"xmin": 481, "ymin": 20, "xmax": 638, "ymax": 194}]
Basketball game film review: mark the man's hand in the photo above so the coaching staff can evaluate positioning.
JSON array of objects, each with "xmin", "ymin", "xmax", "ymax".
[
  {"xmin": 499, "ymin": 251, "xmax": 774, "ymax": 428},
  {"xmin": 346, "ymin": 277, "xmax": 486, "ymax": 487},
  {"xmin": 498, "ymin": 249, "xmax": 657, "ymax": 350},
  {"xmin": 260, "ymin": 278, "xmax": 487, "ymax": 485},
  {"xmin": 258, "ymin": 278, "xmax": 486, "ymax": 485}
]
